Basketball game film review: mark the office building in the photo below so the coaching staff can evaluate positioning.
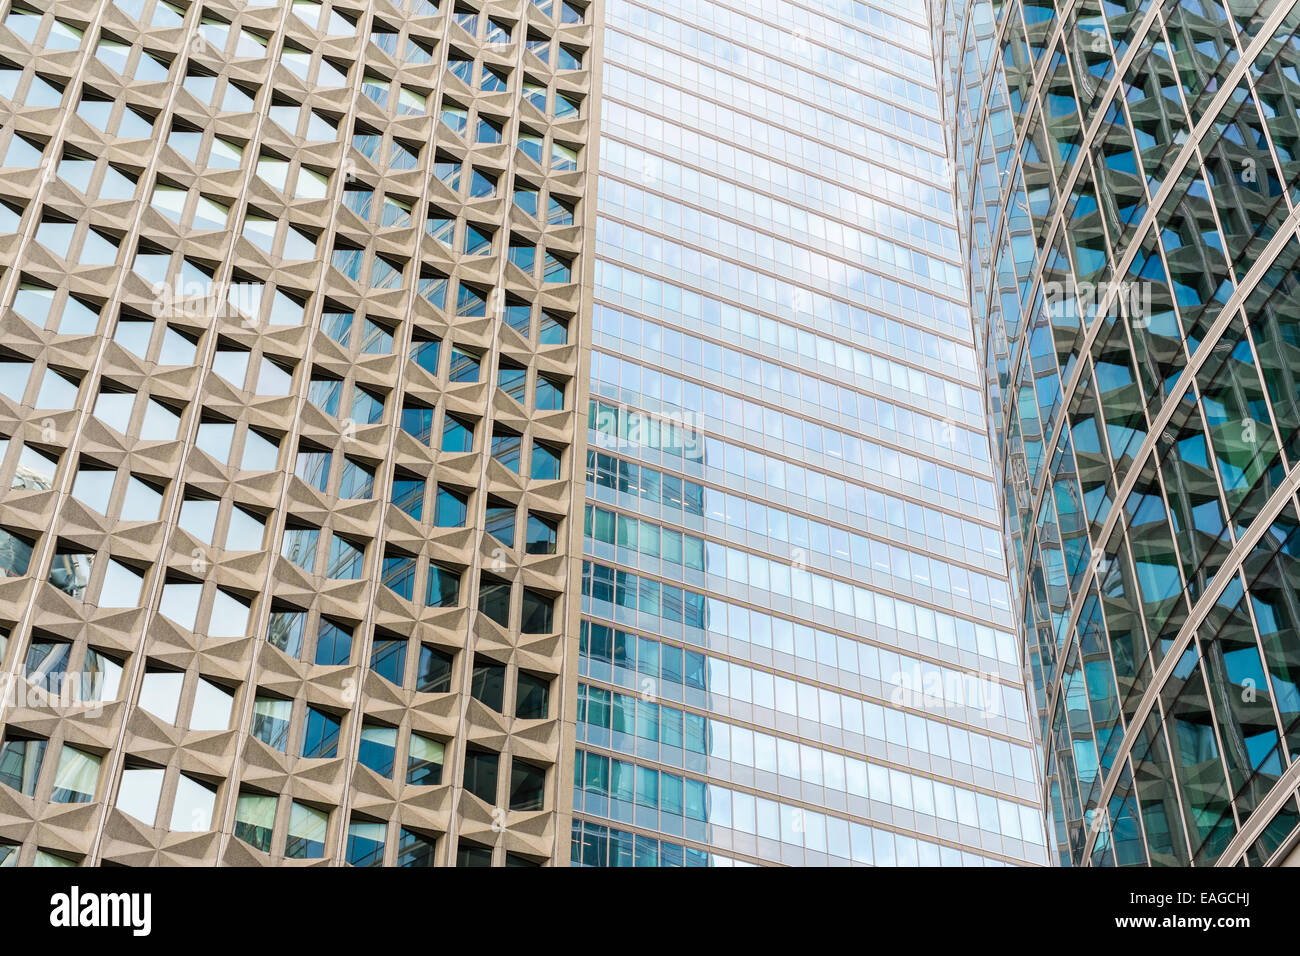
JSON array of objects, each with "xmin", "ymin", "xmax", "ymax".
[
  {"xmin": 0, "ymin": 0, "xmax": 593, "ymax": 866},
  {"xmin": 571, "ymin": 0, "xmax": 1045, "ymax": 866},
  {"xmin": 0, "ymin": 0, "xmax": 1045, "ymax": 868},
  {"xmin": 935, "ymin": 0, "xmax": 1300, "ymax": 865}
]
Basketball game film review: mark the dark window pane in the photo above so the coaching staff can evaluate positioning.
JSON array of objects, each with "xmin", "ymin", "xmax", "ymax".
[
  {"xmin": 456, "ymin": 841, "xmax": 493, "ymax": 866},
  {"xmin": 370, "ymin": 638, "xmax": 406, "ymax": 684},
  {"xmin": 515, "ymin": 672, "xmax": 550, "ymax": 719},
  {"xmin": 531, "ymin": 441, "xmax": 559, "ymax": 480},
  {"xmin": 25, "ymin": 640, "xmax": 70, "ymax": 694},
  {"xmin": 504, "ymin": 301, "xmax": 530, "ymax": 336},
  {"xmin": 400, "ymin": 404, "xmax": 434, "ymax": 444},
  {"xmin": 391, "ymin": 476, "xmax": 425, "ymax": 520},
  {"xmin": 409, "ymin": 337, "xmax": 440, "ymax": 375},
  {"xmin": 426, "ymin": 564, "xmax": 460, "ymax": 607},
  {"xmin": 499, "ymin": 365, "xmax": 527, "ymax": 403},
  {"xmin": 314, "ymin": 619, "xmax": 352, "ymax": 666},
  {"xmin": 442, "ymin": 415, "xmax": 473, "ymax": 452},
  {"xmin": 521, "ymin": 588, "xmax": 554, "ymax": 633},
  {"xmin": 525, "ymin": 514, "xmax": 557, "ymax": 554},
  {"xmin": 302, "ymin": 706, "xmax": 341, "ymax": 759},
  {"xmin": 491, "ymin": 429, "xmax": 521, "ymax": 471},
  {"xmin": 448, "ymin": 348, "xmax": 479, "ymax": 382},
  {"xmin": 434, "ymin": 486, "xmax": 468, "ymax": 527},
  {"xmin": 0, "ymin": 736, "xmax": 46, "ymax": 796},
  {"xmin": 509, "ymin": 759, "xmax": 545, "ymax": 811},
  {"xmin": 478, "ymin": 576, "xmax": 511, "ymax": 627},
  {"xmin": 397, "ymin": 827, "xmax": 437, "ymax": 867},
  {"xmin": 462, "ymin": 748, "xmax": 498, "ymax": 803},
  {"xmin": 535, "ymin": 376, "xmax": 564, "ymax": 410},
  {"xmin": 382, "ymin": 554, "xmax": 417, "ymax": 600},
  {"xmin": 539, "ymin": 312, "xmax": 567, "ymax": 344},
  {"xmin": 416, "ymin": 645, "xmax": 454, "ymax": 693},
  {"xmin": 484, "ymin": 504, "xmax": 516, "ymax": 547},
  {"xmin": 470, "ymin": 656, "xmax": 505, "ymax": 711}
]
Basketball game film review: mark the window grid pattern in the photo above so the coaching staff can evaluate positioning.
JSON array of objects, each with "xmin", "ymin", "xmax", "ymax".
[
  {"xmin": 937, "ymin": 0, "xmax": 1300, "ymax": 866},
  {"xmin": 573, "ymin": 0, "xmax": 1045, "ymax": 866},
  {"xmin": 0, "ymin": 0, "xmax": 593, "ymax": 866}
]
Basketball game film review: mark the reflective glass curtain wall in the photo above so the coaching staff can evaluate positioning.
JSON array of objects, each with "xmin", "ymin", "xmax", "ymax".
[
  {"xmin": 935, "ymin": 0, "xmax": 1300, "ymax": 865},
  {"xmin": 573, "ymin": 0, "xmax": 1047, "ymax": 865}
]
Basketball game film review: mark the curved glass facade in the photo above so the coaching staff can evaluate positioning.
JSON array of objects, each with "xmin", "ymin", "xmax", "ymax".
[{"xmin": 935, "ymin": 0, "xmax": 1300, "ymax": 865}]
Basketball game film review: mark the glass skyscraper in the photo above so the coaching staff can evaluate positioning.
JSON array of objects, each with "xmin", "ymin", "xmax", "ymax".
[
  {"xmin": 936, "ymin": 0, "xmax": 1300, "ymax": 866},
  {"xmin": 0, "ymin": 0, "xmax": 1046, "ymax": 868},
  {"xmin": 572, "ymin": 0, "xmax": 1046, "ymax": 865}
]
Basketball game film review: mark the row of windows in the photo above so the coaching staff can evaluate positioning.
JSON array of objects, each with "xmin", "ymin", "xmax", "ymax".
[
  {"xmin": 611, "ymin": 0, "xmax": 938, "ymax": 121},
  {"xmin": 352, "ymin": 121, "xmax": 579, "ymax": 174},
  {"xmin": 7, "ymin": 446, "xmax": 562, "ymax": 559},
  {"xmin": 586, "ymin": 493, "xmax": 1009, "ymax": 617},
  {"xmin": 308, "ymin": 361, "xmax": 567, "ymax": 422},
  {"xmin": 429, "ymin": 2, "xmax": 588, "ymax": 45},
  {"xmin": 588, "ymin": 394, "xmax": 998, "ymax": 522},
  {"xmin": 0, "ymin": 499, "xmax": 561, "ymax": 633},
  {"xmin": 3, "ymin": 96, "xmax": 580, "ymax": 202},
  {"xmin": 231, "ymin": 765, "xmax": 543, "ymax": 862},
  {"xmin": 5, "ymin": 280, "xmax": 565, "ymax": 376},
  {"xmin": 575, "ymin": 710, "xmax": 1041, "ymax": 848},
  {"xmin": 1, "ymin": 363, "xmax": 566, "ymax": 479},
  {"xmin": 599, "ymin": 140, "xmax": 958, "ymax": 297},
  {"xmin": 357, "ymin": 184, "xmax": 573, "ymax": 241},
  {"xmin": 649, "ymin": 0, "xmax": 935, "ymax": 88},
  {"xmin": 0, "ymin": 616, "xmax": 553, "ymax": 726},
  {"xmin": 0, "ymin": 824, "xmax": 502, "ymax": 866},
  {"xmin": 579, "ymin": 637, "xmax": 1032, "ymax": 787},
  {"xmin": 587, "ymin": 450, "xmax": 706, "ymax": 516},
  {"xmin": 603, "ymin": 70, "xmax": 951, "ymax": 257},
  {"xmin": 573, "ymin": 748, "xmax": 1040, "ymax": 863},
  {"xmin": 6, "ymin": 0, "xmax": 587, "ymax": 79},
  {"xmin": 579, "ymin": 620, "xmax": 1028, "ymax": 765},
  {"xmin": 607, "ymin": 19, "xmax": 942, "ymax": 157},
  {"xmin": 0, "ymin": 814, "xmax": 525, "ymax": 867},
  {"xmin": 571, "ymin": 818, "xmax": 718, "ymax": 866},
  {"xmin": 347, "ymin": 819, "xmax": 541, "ymax": 867},
  {"xmin": 579, "ymin": 561, "xmax": 1013, "ymax": 671},
  {"xmin": 0, "ymin": 215, "xmax": 569, "ymax": 355},
  {"xmin": 592, "ymin": 214, "xmax": 970, "ymax": 384},
  {"xmin": 397, "ymin": 411, "xmax": 565, "ymax": 479},
  {"xmin": 592, "ymin": 297, "xmax": 984, "ymax": 445},
  {"xmin": 130, "ymin": 173, "xmax": 580, "ymax": 279},
  {"xmin": 580, "ymin": 556, "xmax": 1020, "ymax": 689},
  {"xmin": 589, "ymin": 448, "xmax": 1001, "ymax": 572},
  {"xmin": 0, "ymin": 677, "xmax": 549, "ymax": 803}
]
